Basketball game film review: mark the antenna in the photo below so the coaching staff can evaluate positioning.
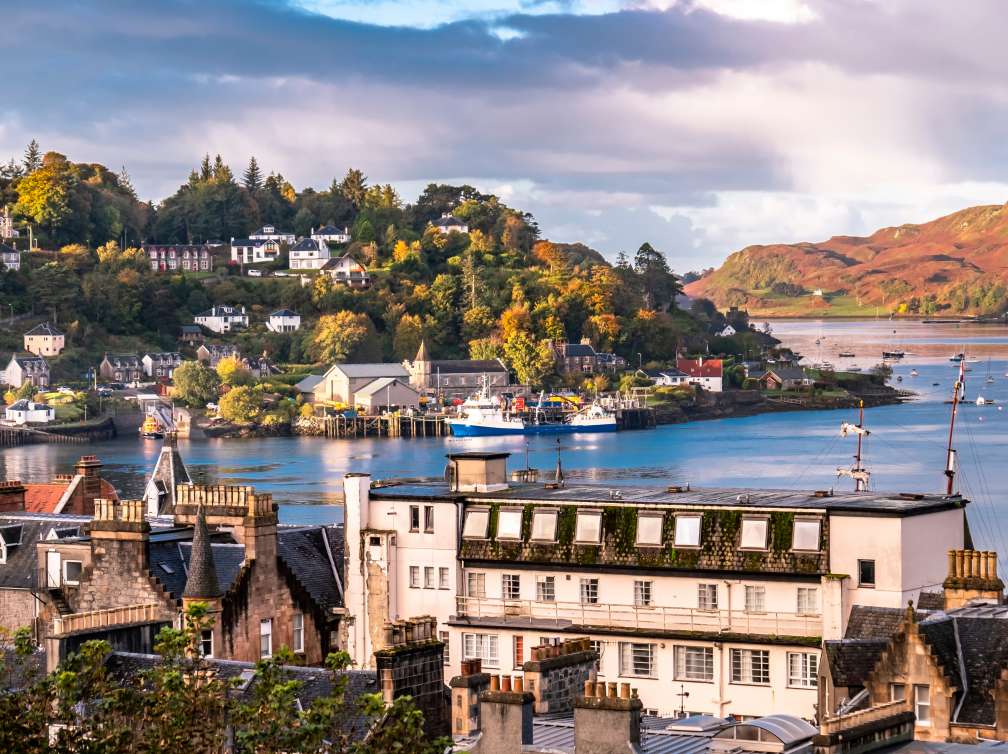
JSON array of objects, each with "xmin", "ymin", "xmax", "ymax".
[
  {"xmin": 554, "ymin": 438, "xmax": 565, "ymax": 488},
  {"xmin": 837, "ymin": 400, "xmax": 871, "ymax": 491},
  {"xmin": 945, "ymin": 359, "xmax": 966, "ymax": 495}
]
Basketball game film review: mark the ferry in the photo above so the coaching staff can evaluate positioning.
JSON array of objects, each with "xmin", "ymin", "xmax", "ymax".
[
  {"xmin": 447, "ymin": 388, "xmax": 617, "ymax": 437},
  {"xmin": 140, "ymin": 414, "xmax": 165, "ymax": 439}
]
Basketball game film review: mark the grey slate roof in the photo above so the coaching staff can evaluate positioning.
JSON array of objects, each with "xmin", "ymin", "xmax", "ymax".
[
  {"xmin": 824, "ymin": 639, "xmax": 888, "ymax": 687},
  {"xmin": 277, "ymin": 526, "xmax": 344, "ymax": 612},
  {"xmin": 147, "ymin": 539, "xmax": 245, "ymax": 602},
  {"xmin": 295, "ymin": 374, "xmax": 323, "ymax": 393},
  {"xmin": 103, "ymin": 353, "xmax": 142, "ymax": 368},
  {"xmin": 0, "ymin": 517, "xmax": 85, "ymax": 590},
  {"xmin": 917, "ymin": 591, "xmax": 945, "ymax": 610},
  {"xmin": 765, "ymin": 366, "xmax": 808, "ymax": 381},
  {"xmin": 270, "ymin": 309, "xmax": 299, "ymax": 318},
  {"xmin": 427, "ymin": 359, "xmax": 507, "ymax": 374},
  {"xmin": 844, "ymin": 605, "xmax": 909, "ymax": 639},
  {"xmin": 325, "ymin": 363, "xmax": 409, "ymax": 379},
  {"xmin": 24, "ymin": 322, "xmax": 63, "ymax": 337},
  {"xmin": 183, "ymin": 507, "xmax": 222, "ymax": 599},
  {"xmin": 290, "ymin": 237, "xmax": 320, "ymax": 252},
  {"xmin": 559, "ymin": 343, "xmax": 596, "ymax": 357}
]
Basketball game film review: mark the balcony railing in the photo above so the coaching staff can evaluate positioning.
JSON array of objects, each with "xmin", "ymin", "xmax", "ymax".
[
  {"xmin": 52, "ymin": 603, "xmax": 163, "ymax": 637},
  {"xmin": 821, "ymin": 699, "xmax": 912, "ymax": 734},
  {"xmin": 455, "ymin": 596, "xmax": 822, "ymax": 637}
]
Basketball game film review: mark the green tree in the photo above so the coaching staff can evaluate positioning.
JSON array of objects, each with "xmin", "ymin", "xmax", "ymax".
[
  {"xmin": 393, "ymin": 314, "xmax": 425, "ymax": 360},
  {"xmin": 218, "ymin": 384, "xmax": 264, "ymax": 424},
  {"xmin": 216, "ymin": 355, "xmax": 254, "ymax": 386},
  {"xmin": 337, "ymin": 168, "xmax": 368, "ymax": 208},
  {"xmin": 172, "ymin": 361, "xmax": 220, "ymax": 407},
  {"xmin": 242, "ymin": 156, "xmax": 263, "ymax": 191},
  {"xmin": 23, "ymin": 139, "xmax": 41, "ymax": 173},
  {"xmin": 312, "ymin": 311, "xmax": 373, "ymax": 362},
  {"xmin": 502, "ymin": 332, "xmax": 555, "ymax": 387}
]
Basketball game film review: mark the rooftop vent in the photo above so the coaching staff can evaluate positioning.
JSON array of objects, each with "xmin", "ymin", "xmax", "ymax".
[
  {"xmin": 813, "ymin": 490, "xmax": 833, "ymax": 498},
  {"xmin": 667, "ymin": 484, "xmax": 691, "ymax": 494}
]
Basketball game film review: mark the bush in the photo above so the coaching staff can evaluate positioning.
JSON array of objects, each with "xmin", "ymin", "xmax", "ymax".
[{"xmin": 217, "ymin": 385, "xmax": 264, "ymax": 424}]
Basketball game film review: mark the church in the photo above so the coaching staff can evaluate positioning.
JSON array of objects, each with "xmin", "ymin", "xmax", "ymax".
[{"xmin": 403, "ymin": 341, "xmax": 511, "ymax": 400}]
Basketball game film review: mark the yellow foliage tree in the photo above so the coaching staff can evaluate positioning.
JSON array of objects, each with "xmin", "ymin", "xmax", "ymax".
[
  {"xmin": 312, "ymin": 311, "xmax": 372, "ymax": 362},
  {"xmin": 216, "ymin": 355, "xmax": 254, "ymax": 386}
]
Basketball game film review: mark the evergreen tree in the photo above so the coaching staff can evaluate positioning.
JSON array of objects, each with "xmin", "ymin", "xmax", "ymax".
[
  {"xmin": 199, "ymin": 154, "xmax": 212, "ymax": 182},
  {"xmin": 243, "ymin": 155, "xmax": 263, "ymax": 191},
  {"xmin": 117, "ymin": 165, "xmax": 136, "ymax": 198},
  {"xmin": 211, "ymin": 154, "xmax": 234, "ymax": 184},
  {"xmin": 337, "ymin": 168, "xmax": 368, "ymax": 208},
  {"xmin": 23, "ymin": 139, "xmax": 41, "ymax": 174}
]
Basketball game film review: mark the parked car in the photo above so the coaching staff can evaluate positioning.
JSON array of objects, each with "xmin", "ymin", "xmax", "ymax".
[
  {"xmin": 108, "ymin": 382, "xmax": 126, "ymax": 391},
  {"xmin": 247, "ymin": 269, "xmax": 263, "ymax": 277},
  {"xmin": 96, "ymin": 388, "xmax": 113, "ymax": 398},
  {"xmin": 57, "ymin": 386, "xmax": 75, "ymax": 394}
]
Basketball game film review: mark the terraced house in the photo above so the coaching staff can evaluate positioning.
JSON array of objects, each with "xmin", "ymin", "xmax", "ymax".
[{"xmin": 341, "ymin": 452, "xmax": 968, "ymax": 721}]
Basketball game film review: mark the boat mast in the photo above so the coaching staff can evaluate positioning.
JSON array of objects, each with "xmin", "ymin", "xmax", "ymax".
[
  {"xmin": 838, "ymin": 400, "xmax": 870, "ymax": 492},
  {"xmin": 945, "ymin": 359, "xmax": 965, "ymax": 495}
]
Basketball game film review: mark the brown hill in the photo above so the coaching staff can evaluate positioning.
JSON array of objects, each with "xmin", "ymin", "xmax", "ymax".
[{"xmin": 684, "ymin": 203, "xmax": 1008, "ymax": 316}]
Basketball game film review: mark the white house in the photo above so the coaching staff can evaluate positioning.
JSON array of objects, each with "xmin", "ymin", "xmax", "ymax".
[
  {"xmin": 321, "ymin": 254, "xmax": 370, "ymax": 289},
  {"xmin": 248, "ymin": 225, "xmax": 296, "ymax": 244},
  {"xmin": 230, "ymin": 238, "xmax": 282, "ymax": 265},
  {"xmin": 0, "ymin": 206, "xmax": 19, "ymax": 239},
  {"xmin": 4, "ymin": 399, "xmax": 54, "ymax": 425},
  {"xmin": 640, "ymin": 368, "xmax": 689, "ymax": 387},
  {"xmin": 194, "ymin": 305, "xmax": 248, "ymax": 334},
  {"xmin": 2, "ymin": 354, "xmax": 49, "ymax": 389},
  {"xmin": 718, "ymin": 325, "xmax": 736, "ymax": 337},
  {"xmin": 141, "ymin": 352, "xmax": 183, "ymax": 379},
  {"xmin": 288, "ymin": 237, "xmax": 331, "ymax": 271},
  {"xmin": 311, "ymin": 225, "xmax": 351, "ymax": 245},
  {"xmin": 0, "ymin": 242, "xmax": 20, "ymax": 272},
  {"xmin": 676, "ymin": 357, "xmax": 724, "ymax": 392},
  {"xmin": 266, "ymin": 309, "xmax": 301, "ymax": 333},
  {"xmin": 433, "ymin": 213, "xmax": 468, "ymax": 234}
]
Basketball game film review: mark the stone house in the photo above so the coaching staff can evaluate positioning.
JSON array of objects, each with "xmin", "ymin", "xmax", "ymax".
[
  {"xmin": 762, "ymin": 366, "xmax": 813, "ymax": 391},
  {"xmin": 99, "ymin": 353, "xmax": 144, "ymax": 383},
  {"xmin": 196, "ymin": 343, "xmax": 240, "ymax": 367},
  {"xmin": 404, "ymin": 340, "xmax": 510, "ymax": 399},
  {"xmin": 23, "ymin": 322, "xmax": 65, "ymax": 357},
  {"xmin": 2, "ymin": 353, "xmax": 50, "ymax": 389},
  {"xmin": 143, "ymin": 244, "xmax": 214, "ymax": 273},
  {"xmin": 178, "ymin": 324, "xmax": 205, "ymax": 347},
  {"xmin": 141, "ymin": 352, "xmax": 183, "ymax": 379},
  {"xmin": 553, "ymin": 340, "xmax": 625, "ymax": 376},
  {"xmin": 0, "ymin": 456, "xmax": 118, "ymax": 518}
]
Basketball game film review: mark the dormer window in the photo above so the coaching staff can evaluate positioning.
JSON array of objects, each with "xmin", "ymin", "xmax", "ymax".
[
  {"xmin": 530, "ymin": 509, "xmax": 558, "ymax": 542},
  {"xmin": 636, "ymin": 513, "xmax": 664, "ymax": 547},
  {"xmin": 496, "ymin": 509, "xmax": 522, "ymax": 540},
  {"xmin": 574, "ymin": 510, "xmax": 602, "ymax": 544},
  {"xmin": 462, "ymin": 508, "xmax": 490, "ymax": 539},
  {"xmin": 740, "ymin": 518, "xmax": 768, "ymax": 550},
  {"xmin": 792, "ymin": 519, "xmax": 821, "ymax": 551},
  {"xmin": 674, "ymin": 515, "xmax": 701, "ymax": 548}
]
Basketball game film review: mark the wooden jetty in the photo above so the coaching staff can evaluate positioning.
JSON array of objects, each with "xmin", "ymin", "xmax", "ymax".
[
  {"xmin": 0, "ymin": 425, "xmax": 92, "ymax": 448},
  {"xmin": 322, "ymin": 413, "xmax": 449, "ymax": 439}
]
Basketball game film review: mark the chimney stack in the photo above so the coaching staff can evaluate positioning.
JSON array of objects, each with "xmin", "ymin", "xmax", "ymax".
[
  {"xmin": 474, "ymin": 675, "xmax": 534, "ymax": 754},
  {"xmin": 450, "ymin": 659, "xmax": 491, "ymax": 737},
  {"xmin": 573, "ymin": 681, "xmax": 643, "ymax": 754},
  {"xmin": 373, "ymin": 616, "xmax": 448, "ymax": 739},
  {"xmin": 0, "ymin": 481, "xmax": 25, "ymax": 513},
  {"xmin": 943, "ymin": 548, "xmax": 1004, "ymax": 609},
  {"xmin": 522, "ymin": 637, "xmax": 598, "ymax": 715}
]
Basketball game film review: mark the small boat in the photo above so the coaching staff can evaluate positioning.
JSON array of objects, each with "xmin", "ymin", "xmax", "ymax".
[
  {"xmin": 847, "ymin": 366, "xmax": 862, "ymax": 373},
  {"xmin": 910, "ymin": 369, "xmax": 919, "ymax": 377},
  {"xmin": 882, "ymin": 350, "xmax": 905, "ymax": 360},
  {"xmin": 976, "ymin": 396, "xmax": 996, "ymax": 406},
  {"xmin": 932, "ymin": 382, "xmax": 940, "ymax": 386},
  {"xmin": 985, "ymin": 357, "xmax": 995, "ymax": 383},
  {"xmin": 838, "ymin": 351, "xmax": 855, "ymax": 358},
  {"xmin": 140, "ymin": 414, "xmax": 165, "ymax": 439},
  {"xmin": 950, "ymin": 352, "xmax": 965, "ymax": 363}
]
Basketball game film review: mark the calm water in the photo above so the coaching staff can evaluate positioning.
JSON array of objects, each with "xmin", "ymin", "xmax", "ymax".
[{"xmin": 4, "ymin": 320, "xmax": 1008, "ymax": 554}]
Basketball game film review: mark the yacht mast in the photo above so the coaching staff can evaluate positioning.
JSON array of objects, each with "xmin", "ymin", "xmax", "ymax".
[{"xmin": 945, "ymin": 359, "xmax": 966, "ymax": 495}]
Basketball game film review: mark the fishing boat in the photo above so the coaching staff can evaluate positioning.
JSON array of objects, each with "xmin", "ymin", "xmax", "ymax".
[
  {"xmin": 882, "ymin": 350, "xmax": 905, "ymax": 360},
  {"xmin": 976, "ymin": 396, "xmax": 996, "ymax": 407},
  {"xmin": 447, "ymin": 386, "xmax": 616, "ymax": 436},
  {"xmin": 838, "ymin": 351, "xmax": 855, "ymax": 358},
  {"xmin": 140, "ymin": 414, "xmax": 165, "ymax": 439}
]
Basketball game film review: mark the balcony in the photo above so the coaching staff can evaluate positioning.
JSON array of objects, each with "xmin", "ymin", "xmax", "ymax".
[
  {"xmin": 454, "ymin": 596, "xmax": 822, "ymax": 638},
  {"xmin": 52, "ymin": 603, "xmax": 164, "ymax": 637}
]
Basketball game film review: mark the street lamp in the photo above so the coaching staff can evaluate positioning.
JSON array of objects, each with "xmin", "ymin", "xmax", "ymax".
[{"xmin": 637, "ymin": 353, "xmax": 642, "ymax": 369}]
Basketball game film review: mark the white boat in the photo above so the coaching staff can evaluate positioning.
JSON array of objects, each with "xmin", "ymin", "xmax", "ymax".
[
  {"xmin": 447, "ymin": 387, "xmax": 617, "ymax": 437},
  {"xmin": 568, "ymin": 403, "xmax": 618, "ymax": 431},
  {"xmin": 910, "ymin": 369, "xmax": 919, "ymax": 377},
  {"xmin": 976, "ymin": 396, "xmax": 996, "ymax": 406}
]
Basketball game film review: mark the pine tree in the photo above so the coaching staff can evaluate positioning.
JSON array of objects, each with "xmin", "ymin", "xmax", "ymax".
[
  {"xmin": 23, "ymin": 139, "xmax": 41, "ymax": 173},
  {"xmin": 118, "ymin": 165, "xmax": 137, "ymax": 198},
  {"xmin": 242, "ymin": 156, "xmax": 263, "ymax": 192},
  {"xmin": 199, "ymin": 154, "xmax": 212, "ymax": 182},
  {"xmin": 212, "ymin": 155, "xmax": 234, "ymax": 184}
]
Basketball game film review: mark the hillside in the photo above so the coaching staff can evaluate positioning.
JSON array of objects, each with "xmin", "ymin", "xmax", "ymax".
[{"xmin": 684, "ymin": 203, "xmax": 1008, "ymax": 316}]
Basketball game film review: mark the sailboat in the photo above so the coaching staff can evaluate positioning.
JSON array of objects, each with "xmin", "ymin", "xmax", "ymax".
[{"xmin": 985, "ymin": 357, "xmax": 995, "ymax": 384}]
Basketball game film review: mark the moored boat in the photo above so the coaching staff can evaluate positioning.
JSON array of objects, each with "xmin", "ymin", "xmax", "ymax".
[{"xmin": 140, "ymin": 414, "xmax": 165, "ymax": 439}]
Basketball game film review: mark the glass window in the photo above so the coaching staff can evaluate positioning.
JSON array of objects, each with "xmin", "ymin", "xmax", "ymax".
[
  {"xmin": 580, "ymin": 578, "xmax": 599, "ymax": 605},
  {"xmin": 674, "ymin": 515, "xmax": 701, "ymax": 547},
  {"xmin": 731, "ymin": 649, "xmax": 770, "ymax": 685},
  {"xmin": 467, "ymin": 572, "xmax": 486, "ymax": 598},
  {"xmin": 859, "ymin": 559, "xmax": 876, "ymax": 587},
  {"xmin": 260, "ymin": 619, "xmax": 272, "ymax": 658},
  {"xmin": 441, "ymin": 631, "xmax": 450, "ymax": 665},
  {"xmin": 914, "ymin": 684, "xmax": 930, "ymax": 725},
  {"xmin": 200, "ymin": 629, "xmax": 213, "ymax": 658},
  {"xmin": 530, "ymin": 510, "xmax": 558, "ymax": 541},
  {"xmin": 536, "ymin": 576, "xmax": 555, "ymax": 602},
  {"xmin": 292, "ymin": 612, "xmax": 304, "ymax": 653},
  {"xmin": 424, "ymin": 566, "xmax": 435, "ymax": 589},
  {"xmin": 63, "ymin": 561, "xmax": 83, "ymax": 585},
  {"xmin": 636, "ymin": 513, "xmax": 664, "ymax": 546},
  {"xmin": 575, "ymin": 511, "xmax": 602, "ymax": 543},
  {"xmin": 497, "ymin": 509, "xmax": 522, "ymax": 540},
  {"xmin": 698, "ymin": 584, "xmax": 718, "ymax": 611},
  {"xmin": 439, "ymin": 567, "xmax": 450, "ymax": 589},
  {"xmin": 409, "ymin": 505, "xmax": 420, "ymax": 531},
  {"xmin": 502, "ymin": 574, "xmax": 521, "ymax": 600},
  {"xmin": 744, "ymin": 585, "xmax": 765, "ymax": 614},
  {"xmin": 634, "ymin": 580, "xmax": 653, "ymax": 607},
  {"xmin": 513, "ymin": 635, "xmax": 524, "ymax": 669},
  {"xmin": 740, "ymin": 518, "xmax": 768, "ymax": 549},
  {"xmin": 409, "ymin": 566, "xmax": 420, "ymax": 588},
  {"xmin": 463, "ymin": 633, "xmax": 499, "ymax": 667},
  {"xmin": 792, "ymin": 520, "xmax": 821, "ymax": 551},
  {"xmin": 619, "ymin": 642, "xmax": 655, "ymax": 678},
  {"xmin": 462, "ymin": 509, "xmax": 490, "ymax": 539},
  {"xmin": 797, "ymin": 587, "xmax": 819, "ymax": 615},
  {"xmin": 424, "ymin": 505, "xmax": 435, "ymax": 533},
  {"xmin": 787, "ymin": 652, "xmax": 818, "ymax": 688},
  {"xmin": 891, "ymin": 683, "xmax": 906, "ymax": 702},
  {"xmin": 674, "ymin": 646, "xmax": 714, "ymax": 681}
]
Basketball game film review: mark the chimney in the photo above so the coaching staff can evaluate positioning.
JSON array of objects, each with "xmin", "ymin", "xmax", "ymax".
[
  {"xmin": 474, "ymin": 675, "xmax": 533, "ymax": 754},
  {"xmin": 0, "ymin": 481, "xmax": 25, "ymax": 513},
  {"xmin": 75, "ymin": 455, "xmax": 104, "ymax": 512},
  {"xmin": 522, "ymin": 637, "xmax": 598, "ymax": 715},
  {"xmin": 446, "ymin": 452, "xmax": 510, "ymax": 493},
  {"xmin": 89, "ymin": 498, "xmax": 148, "ymax": 541},
  {"xmin": 573, "ymin": 680, "xmax": 643, "ymax": 754},
  {"xmin": 943, "ymin": 548, "xmax": 1004, "ymax": 609},
  {"xmin": 373, "ymin": 616, "xmax": 448, "ymax": 739},
  {"xmin": 450, "ymin": 658, "xmax": 491, "ymax": 737}
]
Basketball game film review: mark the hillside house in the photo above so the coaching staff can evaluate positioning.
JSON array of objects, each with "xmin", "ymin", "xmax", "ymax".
[
  {"xmin": 434, "ymin": 213, "xmax": 468, "ymax": 234},
  {"xmin": 311, "ymin": 225, "xmax": 351, "ymax": 244},
  {"xmin": 229, "ymin": 238, "xmax": 282, "ymax": 265},
  {"xmin": 23, "ymin": 322, "xmax": 65, "ymax": 357},
  {"xmin": 249, "ymin": 225, "xmax": 296, "ymax": 244},
  {"xmin": 321, "ymin": 254, "xmax": 370, "ymax": 288},
  {"xmin": 196, "ymin": 343, "xmax": 240, "ymax": 367},
  {"xmin": 676, "ymin": 357, "xmax": 724, "ymax": 392},
  {"xmin": 144, "ymin": 244, "xmax": 214, "ymax": 273},
  {"xmin": 639, "ymin": 368, "xmax": 689, "ymax": 387},
  {"xmin": 141, "ymin": 352, "xmax": 183, "ymax": 379},
  {"xmin": 178, "ymin": 324, "xmax": 204, "ymax": 346},
  {"xmin": 0, "ymin": 242, "xmax": 20, "ymax": 271},
  {"xmin": 4, "ymin": 399, "xmax": 54, "ymax": 425},
  {"xmin": 99, "ymin": 353, "xmax": 144, "ymax": 384},
  {"xmin": 0, "ymin": 206, "xmax": 18, "ymax": 239},
  {"xmin": 288, "ymin": 237, "xmax": 330, "ymax": 271},
  {"xmin": 404, "ymin": 340, "xmax": 510, "ymax": 399},
  {"xmin": 762, "ymin": 367, "xmax": 813, "ymax": 391},
  {"xmin": 312, "ymin": 363, "xmax": 411, "ymax": 406},
  {"xmin": 718, "ymin": 325, "xmax": 737, "ymax": 337},
  {"xmin": 553, "ymin": 340, "xmax": 625, "ymax": 375},
  {"xmin": 266, "ymin": 309, "xmax": 301, "ymax": 333},
  {"xmin": 195, "ymin": 305, "xmax": 248, "ymax": 334},
  {"xmin": 2, "ymin": 353, "xmax": 50, "ymax": 389}
]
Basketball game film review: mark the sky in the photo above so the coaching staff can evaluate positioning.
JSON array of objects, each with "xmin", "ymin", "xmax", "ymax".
[{"xmin": 4, "ymin": 0, "xmax": 1008, "ymax": 272}]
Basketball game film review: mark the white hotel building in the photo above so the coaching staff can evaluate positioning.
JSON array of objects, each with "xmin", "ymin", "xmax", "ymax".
[{"xmin": 341, "ymin": 452, "xmax": 966, "ymax": 721}]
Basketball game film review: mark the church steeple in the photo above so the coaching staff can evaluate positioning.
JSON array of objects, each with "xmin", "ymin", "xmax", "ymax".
[
  {"xmin": 183, "ymin": 505, "xmax": 221, "ymax": 599},
  {"xmin": 415, "ymin": 339, "xmax": 430, "ymax": 363}
]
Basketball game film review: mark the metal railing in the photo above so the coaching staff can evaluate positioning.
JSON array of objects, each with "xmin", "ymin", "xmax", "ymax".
[
  {"xmin": 52, "ymin": 603, "xmax": 162, "ymax": 636},
  {"xmin": 455, "ymin": 596, "xmax": 822, "ymax": 637},
  {"xmin": 821, "ymin": 699, "xmax": 912, "ymax": 734}
]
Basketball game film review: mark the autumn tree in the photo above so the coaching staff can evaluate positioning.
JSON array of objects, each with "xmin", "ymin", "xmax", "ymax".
[
  {"xmin": 172, "ymin": 361, "xmax": 220, "ymax": 407},
  {"xmin": 218, "ymin": 384, "xmax": 264, "ymax": 424},
  {"xmin": 393, "ymin": 314, "xmax": 425, "ymax": 360},
  {"xmin": 216, "ymin": 355, "xmax": 254, "ymax": 386},
  {"xmin": 312, "ymin": 311, "xmax": 373, "ymax": 362}
]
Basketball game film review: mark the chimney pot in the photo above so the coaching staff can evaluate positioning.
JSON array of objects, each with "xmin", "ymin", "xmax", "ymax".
[
  {"xmin": 620, "ymin": 683, "xmax": 631, "ymax": 700},
  {"xmin": 584, "ymin": 680, "xmax": 596, "ymax": 697},
  {"xmin": 513, "ymin": 677, "xmax": 524, "ymax": 693},
  {"xmin": 607, "ymin": 682, "xmax": 617, "ymax": 698},
  {"xmin": 948, "ymin": 549, "xmax": 957, "ymax": 578},
  {"xmin": 501, "ymin": 676, "xmax": 512, "ymax": 693},
  {"xmin": 956, "ymin": 550, "xmax": 965, "ymax": 578},
  {"xmin": 490, "ymin": 675, "xmax": 500, "ymax": 692}
]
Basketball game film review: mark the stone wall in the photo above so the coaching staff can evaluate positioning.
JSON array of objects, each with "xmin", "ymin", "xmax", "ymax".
[
  {"xmin": 0, "ymin": 589, "xmax": 34, "ymax": 631},
  {"xmin": 522, "ymin": 638, "xmax": 597, "ymax": 715},
  {"xmin": 374, "ymin": 617, "xmax": 449, "ymax": 738}
]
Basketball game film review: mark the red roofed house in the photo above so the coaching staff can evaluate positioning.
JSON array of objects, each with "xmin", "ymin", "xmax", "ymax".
[
  {"xmin": 675, "ymin": 357, "xmax": 724, "ymax": 392},
  {"xmin": 0, "ymin": 456, "xmax": 117, "ymax": 516}
]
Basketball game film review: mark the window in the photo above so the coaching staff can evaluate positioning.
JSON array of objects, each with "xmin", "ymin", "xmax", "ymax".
[
  {"xmin": 513, "ymin": 636, "xmax": 525, "ymax": 669},
  {"xmin": 530, "ymin": 510, "xmax": 558, "ymax": 542},
  {"xmin": 634, "ymin": 580, "xmax": 653, "ymax": 608},
  {"xmin": 497, "ymin": 508, "xmax": 522, "ymax": 540},
  {"xmin": 536, "ymin": 576, "xmax": 556, "ymax": 602},
  {"xmin": 674, "ymin": 646, "xmax": 714, "ymax": 681},
  {"xmin": 575, "ymin": 510, "xmax": 602, "ymax": 543},
  {"xmin": 292, "ymin": 612, "xmax": 304, "ymax": 653},
  {"xmin": 674, "ymin": 515, "xmax": 701, "ymax": 547},
  {"xmin": 744, "ymin": 585, "xmax": 765, "ymax": 614},
  {"xmin": 439, "ymin": 567, "xmax": 450, "ymax": 590},
  {"xmin": 858, "ymin": 559, "xmax": 876, "ymax": 587},
  {"xmin": 502, "ymin": 574, "xmax": 521, "ymax": 600},
  {"xmin": 409, "ymin": 505, "xmax": 420, "ymax": 532},
  {"xmin": 200, "ymin": 629, "xmax": 214, "ymax": 658},
  {"xmin": 424, "ymin": 505, "xmax": 435, "ymax": 533},
  {"xmin": 463, "ymin": 633, "xmax": 499, "ymax": 667},
  {"xmin": 462, "ymin": 509, "xmax": 490, "ymax": 539},
  {"xmin": 580, "ymin": 578, "xmax": 599, "ymax": 605},
  {"xmin": 891, "ymin": 683, "xmax": 906, "ymax": 702},
  {"xmin": 787, "ymin": 652, "xmax": 818, "ymax": 688},
  {"xmin": 619, "ymin": 642, "xmax": 656, "ymax": 678},
  {"xmin": 731, "ymin": 649, "xmax": 770, "ymax": 685},
  {"xmin": 797, "ymin": 587, "xmax": 819, "ymax": 615},
  {"xmin": 409, "ymin": 566, "xmax": 420, "ymax": 588},
  {"xmin": 636, "ymin": 513, "xmax": 664, "ymax": 546},
  {"xmin": 441, "ymin": 631, "xmax": 450, "ymax": 665},
  {"xmin": 63, "ymin": 560, "xmax": 83, "ymax": 586},
  {"xmin": 260, "ymin": 619, "xmax": 273, "ymax": 658},
  {"xmin": 467, "ymin": 572, "xmax": 486, "ymax": 598},
  {"xmin": 740, "ymin": 518, "xmax": 768, "ymax": 550},
  {"xmin": 698, "ymin": 583, "xmax": 718, "ymax": 611},
  {"xmin": 792, "ymin": 519, "xmax": 821, "ymax": 551},
  {"xmin": 914, "ymin": 685, "xmax": 931, "ymax": 725},
  {"xmin": 424, "ymin": 566, "xmax": 435, "ymax": 589}
]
